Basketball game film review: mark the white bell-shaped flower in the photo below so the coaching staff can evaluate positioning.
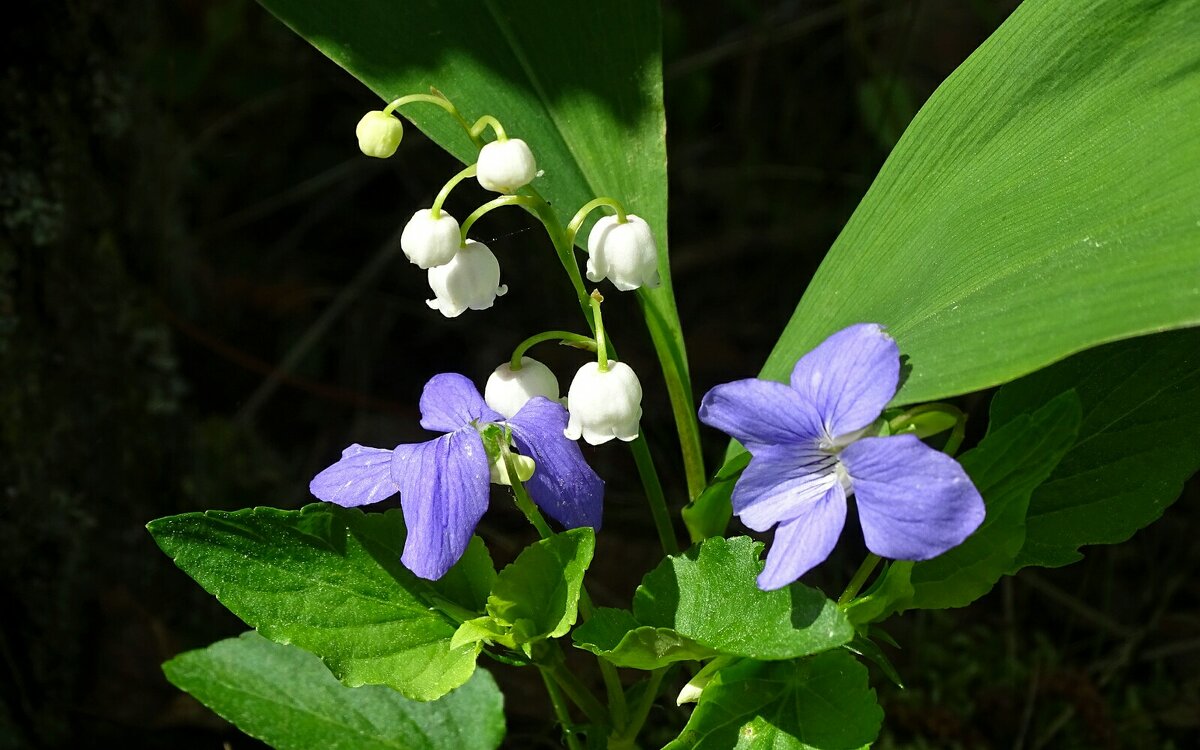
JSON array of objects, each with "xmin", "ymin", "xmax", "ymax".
[
  {"xmin": 476, "ymin": 139, "xmax": 537, "ymax": 193},
  {"xmin": 355, "ymin": 111, "xmax": 403, "ymax": 158},
  {"xmin": 564, "ymin": 360, "xmax": 642, "ymax": 445},
  {"xmin": 426, "ymin": 240, "xmax": 508, "ymax": 318},
  {"xmin": 586, "ymin": 214, "xmax": 661, "ymax": 292},
  {"xmin": 401, "ymin": 209, "xmax": 461, "ymax": 269},
  {"xmin": 484, "ymin": 357, "xmax": 560, "ymax": 418}
]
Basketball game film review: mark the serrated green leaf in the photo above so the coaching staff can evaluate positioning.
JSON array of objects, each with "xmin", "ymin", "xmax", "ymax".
[
  {"xmin": 755, "ymin": 0, "xmax": 1200, "ymax": 409},
  {"xmin": 572, "ymin": 608, "xmax": 718, "ymax": 670},
  {"xmin": 147, "ymin": 504, "xmax": 480, "ymax": 701},
  {"xmin": 487, "ymin": 527, "xmax": 594, "ymax": 644},
  {"xmin": 989, "ymin": 328, "xmax": 1200, "ymax": 569},
  {"xmin": 905, "ymin": 390, "xmax": 1082, "ymax": 609},
  {"xmin": 256, "ymin": 0, "xmax": 705, "ymax": 495},
  {"xmin": 163, "ymin": 632, "xmax": 505, "ymax": 750},
  {"xmin": 664, "ymin": 651, "xmax": 882, "ymax": 750},
  {"xmin": 636, "ymin": 537, "xmax": 852, "ymax": 660}
]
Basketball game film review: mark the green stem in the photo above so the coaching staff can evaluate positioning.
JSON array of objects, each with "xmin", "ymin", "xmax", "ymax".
[
  {"xmin": 430, "ymin": 163, "xmax": 477, "ymax": 219},
  {"xmin": 469, "ymin": 114, "xmax": 507, "ymax": 141},
  {"xmin": 510, "ymin": 330, "xmax": 597, "ymax": 371},
  {"xmin": 630, "ymin": 435, "xmax": 680, "ymax": 556},
  {"xmin": 540, "ymin": 669, "xmax": 585, "ymax": 750},
  {"xmin": 381, "ymin": 93, "xmax": 476, "ymax": 142},
  {"xmin": 610, "ymin": 667, "xmax": 667, "ymax": 750},
  {"xmin": 460, "ymin": 195, "xmax": 543, "ymax": 242},
  {"xmin": 542, "ymin": 647, "xmax": 610, "ymax": 728},
  {"xmin": 578, "ymin": 589, "xmax": 628, "ymax": 731},
  {"xmin": 839, "ymin": 554, "xmax": 882, "ymax": 605},
  {"xmin": 566, "ymin": 197, "xmax": 629, "ymax": 248},
  {"xmin": 590, "ymin": 291, "xmax": 609, "ymax": 372},
  {"xmin": 505, "ymin": 449, "xmax": 553, "ymax": 539}
]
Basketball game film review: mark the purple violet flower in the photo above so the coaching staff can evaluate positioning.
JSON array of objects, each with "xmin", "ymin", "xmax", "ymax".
[
  {"xmin": 699, "ymin": 323, "xmax": 985, "ymax": 590},
  {"xmin": 310, "ymin": 373, "xmax": 603, "ymax": 580}
]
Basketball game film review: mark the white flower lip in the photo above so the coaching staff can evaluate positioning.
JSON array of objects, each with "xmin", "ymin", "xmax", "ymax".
[
  {"xmin": 426, "ymin": 239, "xmax": 508, "ymax": 317},
  {"xmin": 485, "ymin": 357, "xmax": 561, "ymax": 419},
  {"xmin": 401, "ymin": 208, "xmax": 461, "ymax": 269},
  {"xmin": 564, "ymin": 360, "xmax": 643, "ymax": 445},
  {"xmin": 355, "ymin": 111, "xmax": 403, "ymax": 158},
  {"xmin": 586, "ymin": 214, "xmax": 661, "ymax": 292},
  {"xmin": 476, "ymin": 139, "xmax": 537, "ymax": 193}
]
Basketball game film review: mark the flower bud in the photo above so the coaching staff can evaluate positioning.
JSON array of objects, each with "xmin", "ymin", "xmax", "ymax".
[
  {"xmin": 586, "ymin": 214, "xmax": 661, "ymax": 292},
  {"xmin": 564, "ymin": 361, "xmax": 642, "ymax": 445},
  {"xmin": 485, "ymin": 357, "xmax": 560, "ymax": 418},
  {"xmin": 426, "ymin": 239, "xmax": 508, "ymax": 317},
  {"xmin": 489, "ymin": 451, "xmax": 536, "ymax": 486},
  {"xmin": 401, "ymin": 208, "xmax": 461, "ymax": 269},
  {"xmin": 355, "ymin": 111, "xmax": 403, "ymax": 158},
  {"xmin": 476, "ymin": 138, "xmax": 537, "ymax": 193}
]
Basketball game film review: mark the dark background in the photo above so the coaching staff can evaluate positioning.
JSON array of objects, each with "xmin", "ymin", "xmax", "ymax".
[{"xmin": 2, "ymin": 1, "xmax": 1197, "ymax": 748}]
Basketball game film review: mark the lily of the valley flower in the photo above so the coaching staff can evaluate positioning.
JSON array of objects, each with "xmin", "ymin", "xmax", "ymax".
[
  {"xmin": 564, "ymin": 360, "xmax": 643, "ymax": 445},
  {"xmin": 355, "ymin": 111, "xmax": 403, "ymax": 158},
  {"xmin": 310, "ymin": 373, "xmax": 603, "ymax": 580},
  {"xmin": 426, "ymin": 239, "xmax": 508, "ymax": 317},
  {"xmin": 476, "ymin": 138, "xmax": 537, "ymax": 193},
  {"xmin": 485, "ymin": 357, "xmax": 560, "ymax": 419},
  {"xmin": 699, "ymin": 323, "xmax": 985, "ymax": 590},
  {"xmin": 401, "ymin": 209, "xmax": 461, "ymax": 269},
  {"xmin": 586, "ymin": 215, "xmax": 661, "ymax": 292}
]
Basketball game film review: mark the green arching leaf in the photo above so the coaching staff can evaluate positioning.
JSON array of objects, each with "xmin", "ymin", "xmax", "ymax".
[
  {"xmin": 755, "ymin": 0, "xmax": 1200, "ymax": 407},
  {"xmin": 989, "ymin": 328, "xmax": 1200, "ymax": 569},
  {"xmin": 904, "ymin": 390, "xmax": 1082, "ymax": 609},
  {"xmin": 147, "ymin": 504, "xmax": 481, "ymax": 701},
  {"xmin": 633, "ymin": 537, "xmax": 853, "ymax": 661},
  {"xmin": 572, "ymin": 608, "xmax": 719, "ymax": 670},
  {"xmin": 256, "ymin": 0, "xmax": 705, "ymax": 494},
  {"xmin": 664, "ymin": 651, "xmax": 883, "ymax": 750},
  {"xmin": 486, "ymin": 527, "xmax": 594, "ymax": 644},
  {"xmin": 163, "ymin": 632, "xmax": 505, "ymax": 750}
]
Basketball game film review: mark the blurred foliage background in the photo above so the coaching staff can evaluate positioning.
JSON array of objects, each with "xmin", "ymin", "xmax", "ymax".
[{"xmin": 1, "ymin": 0, "xmax": 1196, "ymax": 747}]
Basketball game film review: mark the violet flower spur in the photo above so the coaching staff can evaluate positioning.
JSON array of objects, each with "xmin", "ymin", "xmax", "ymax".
[
  {"xmin": 698, "ymin": 323, "xmax": 985, "ymax": 590},
  {"xmin": 309, "ymin": 373, "xmax": 603, "ymax": 580}
]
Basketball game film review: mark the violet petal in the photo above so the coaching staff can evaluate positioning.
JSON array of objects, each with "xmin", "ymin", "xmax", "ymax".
[
  {"xmin": 757, "ymin": 483, "xmax": 847, "ymax": 590},
  {"xmin": 391, "ymin": 430, "xmax": 491, "ymax": 580},
  {"xmin": 309, "ymin": 444, "xmax": 398, "ymax": 507},
  {"xmin": 508, "ymin": 397, "xmax": 604, "ymax": 530},
  {"xmin": 842, "ymin": 434, "xmax": 986, "ymax": 561},
  {"xmin": 733, "ymin": 443, "xmax": 839, "ymax": 532},
  {"xmin": 698, "ymin": 378, "xmax": 824, "ymax": 450},
  {"xmin": 789, "ymin": 323, "xmax": 899, "ymax": 438},
  {"xmin": 418, "ymin": 373, "xmax": 503, "ymax": 433}
]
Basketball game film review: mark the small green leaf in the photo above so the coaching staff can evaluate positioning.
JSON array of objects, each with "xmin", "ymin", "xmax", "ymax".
[
  {"xmin": 147, "ymin": 504, "xmax": 481, "ymax": 701},
  {"xmin": 573, "ymin": 608, "xmax": 718, "ymax": 670},
  {"xmin": 905, "ymin": 390, "xmax": 1082, "ymax": 609},
  {"xmin": 682, "ymin": 452, "xmax": 749, "ymax": 542},
  {"xmin": 163, "ymin": 632, "xmax": 505, "ymax": 750},
  {"xmin": 989, "ymin": 328, "xmax": 1200, "ymax": 569},
  {"xmin": 487, "ymin": 527, "xmax": 595, "ymax": 644},
  {"xmin": 664, "ymin": 651, "xmax": 883, "ymax": 750},
  {"xmin": 636, "ymin": 537, "xmax": 852, "ymax": 660}
]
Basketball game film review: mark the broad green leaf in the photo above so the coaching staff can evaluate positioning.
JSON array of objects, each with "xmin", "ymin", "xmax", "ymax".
[
  {"xmin": 638, "ymin": 537, "xmax": 850, "ymax": 660},
  {"xmin": 573, "ymin": 608, "xmax": 718, "ymax": 670},
  {"xmin": 756, "ymin": 0, "xmax": 1200, "ymax": 407},
  {"xmin": 905, "ymin": 390, "xmax": 1082, "ymax": 609},
  {"xmin": 256, "ymin": 0, "xmax": 705, "ymax": 493},
  {"xmin": 148, "ymin": 504, "xmax": 483, "ymax": 701},
  {"xmin": 486, "ymin": 527, "xmax": 594, "ymax": 644},
  {"xmin": 664, "ymin": 651, "xmax": 882, "ymax": 750},
  {"xmin": 989, "ymin": 328, "xmax": 1200, "ymax": 569},
  {"xmin": 163, "ymin": 632, "xmax": 505, "ymax": 750}
]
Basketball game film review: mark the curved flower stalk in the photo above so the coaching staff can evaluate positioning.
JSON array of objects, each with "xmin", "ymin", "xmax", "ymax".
[
  {"xmin": 699, "ymin": 323, "xmax": 985, "ymax": 590},
  {"xmin": 310, "ymin": 373, "xmax": 603, "ymax": 580}
]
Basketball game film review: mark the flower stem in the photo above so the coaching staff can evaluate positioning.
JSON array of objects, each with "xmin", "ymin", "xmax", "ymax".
[
  {"xmin": 578, "ymin": 589, "xmax": 628, "ymax": 731},
  {"xmin": 566, "ymin": 197, "xmax": 629, "ymax": 248},
  {"xmin": 630, "ymin": 435, "xmax": 680, "ymax": 556},
  {"xmin": 609, "ymin": 667, "xmax": 667, "ymax": 750},
  {"xmin": 838, "ymin": 554, "xmax": 882, "ymax": 605},
  {"xmin": 504, "ymin": 449, "xmax": 553, "ymax": 539},
  {"xmin": 460, "ymin": 194, "xmax": 543, "ymax": 242},
  {"xmin": 469, "ymin": 114, "xmax": 508, "ymax": 141},
  {"xmin": 509, "ymin": 331, "xmax": 597, "ymax": 371},
  {"xmin": 381, "ymin": 93, "xmax": 476, "ymax": 142},
  {"xmin": 590, "ymin": 291, "xmax": 609, "ymax": 372},
  {"xmin": 430, "ymin": 163, "xmax": 477, "ymax": 219},
  {"xmin": 540, "ymin": 669, "xmax": 585, "ymax": 750},
  {"xmin": 541, "ymin": 646, "xmax": 610, "ymax": 728}
]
